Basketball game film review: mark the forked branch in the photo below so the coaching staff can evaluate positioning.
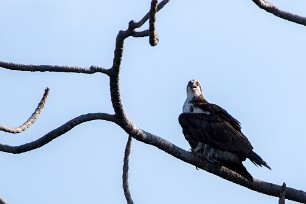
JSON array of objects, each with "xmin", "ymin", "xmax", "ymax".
[
  {"xmin": 106, "ymin": 0, "xmax": 306, "ymax": 202},
  {"xmin": 0, "ymin": 113, "xmax": 116, "ymax": 154},
  {"xmin": 132, "ymin": 0, "xmax": 169, "ymax": 29},
  {"xmin": 0, "ymin": 0, "xmax": 306, "ymax": 203},
  {"xmin": 0, "ymin": 88, "xmax": 50, "ymax": 134}
]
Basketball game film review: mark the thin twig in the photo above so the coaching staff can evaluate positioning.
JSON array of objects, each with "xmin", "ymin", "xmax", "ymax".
[
  {"xmin": 0, "ymin": 61, "xmax": 112, "ymax": 75},
  {"xmin": 0, "ymin": 88, "xmax": 50, "ymax": 134},
  {"xmin": 0, "ymin": 113, "xmax": 116, "ymax": 154},
  {"xmin": 131, "ymin": 0, "xmax": 170, "ymax": 29},
  {"xmin": 252, "ymin": 0, "xmax": 306, "ymax": 26},
  {"xmin": 149, "ymin": 0, "xmax": 159, "ymax": 46},
  {"xmin": 123, "ymin": 136, "xmax": 134, "ymax": 204},
  {"xmin": 279, "ymin": 182, "xmax": 287, "ymax": 204}
]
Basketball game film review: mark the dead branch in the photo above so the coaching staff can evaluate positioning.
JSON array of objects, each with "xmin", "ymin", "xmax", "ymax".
[
  {"xmin": 128, "ymin": 130, "xmax": 306, "ymax": 203},
  {"xmin": 0, "ymin": 61, "xmax": 111, "ymax": 75},
  {"xmin": 106, "ymin": 0, "xmax": 306, "ymax": 202},
  {"xmin": 252, "ymin": 0, "xmax": 306, "ymax": 26},
  {"xmin": 149, "ymin": 0, "xmax": 159, "ymax": 46},
  {"xmin": 0, "ymin": 88, "xmax": 50, "ymax": 134},
  {"xmin": 132, "ymin": 30, "xmax": 150, "ymax": 38},
  {"xmin": 0, "ymin": 113, "xmax": 116, "ymax": 154},
  {"xmin": 132, "ymin": 0, "xmax": 170, "ymax": 29},
  {"xmin": 108, "ymin": 1, "xmax": 173, "ymax": 129},
  {"xmin": 123, "ymin": 136, "xmax": 134, "ymax": 204},
  {"xmin": 1, "ymin": 0, "xmax": 306, "ymax": 203}
]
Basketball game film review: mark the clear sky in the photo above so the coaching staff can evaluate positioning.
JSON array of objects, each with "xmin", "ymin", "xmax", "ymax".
[{"xmin": 0, "ymin": 0, "xmax": 306, "ymax": 203}]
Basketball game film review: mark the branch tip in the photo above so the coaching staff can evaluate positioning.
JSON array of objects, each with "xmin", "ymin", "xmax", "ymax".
[
  {"xmin": 252, "ymin": 0, "xmax": 306, "ymax": 26},
  {"xmin": 0, "ymin": 87, "xmax": 50, "ymax": 134},
  {"xmin": 128, "ymin": 20, "xmax": 137, "ymax": 30},
  {"xmin": 279, "ymin": 182, "xmax": 286, "ymax": 204}
]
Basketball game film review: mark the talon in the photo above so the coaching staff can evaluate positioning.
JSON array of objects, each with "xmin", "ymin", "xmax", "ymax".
[{"xmin": 194, "ymin": 142, "xmax": 204, "ymax": 154}]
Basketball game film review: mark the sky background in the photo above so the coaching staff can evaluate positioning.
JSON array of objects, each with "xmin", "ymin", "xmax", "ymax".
[{"xmin": 0, "ymin": 0, "xmax": 306, "ymax": 203}]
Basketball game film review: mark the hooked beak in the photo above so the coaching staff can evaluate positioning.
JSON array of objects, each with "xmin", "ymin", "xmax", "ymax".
[
  {"xmin": 188, "ymin": 81, "xmax": 197, "ymax": 91},
  {"xmin": 190, "ymin": 85, "xmax": 197, "ymax": 91}
]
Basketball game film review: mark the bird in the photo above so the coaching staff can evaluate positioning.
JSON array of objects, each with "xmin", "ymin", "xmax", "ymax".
[{"xmin": 178, "ymin": 79, "xmax": 271, "ymax": 182}]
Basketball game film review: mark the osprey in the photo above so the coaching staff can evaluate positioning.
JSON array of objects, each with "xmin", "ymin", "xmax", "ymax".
[{"xmin": 179, "ymin": 79, "xmax": 271, "ymax": 182}]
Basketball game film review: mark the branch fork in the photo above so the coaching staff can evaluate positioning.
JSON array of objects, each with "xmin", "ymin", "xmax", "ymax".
[{"xmin": 1, "ymin": 0, "xmax": 306, "ymax": 203}]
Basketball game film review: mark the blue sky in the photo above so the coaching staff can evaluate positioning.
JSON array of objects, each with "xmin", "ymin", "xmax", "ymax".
[{"xmin": 0, "ymin": 0, "xmax": 306, "ymax": 203}]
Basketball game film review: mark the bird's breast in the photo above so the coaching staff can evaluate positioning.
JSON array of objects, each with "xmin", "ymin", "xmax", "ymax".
[{"xmin": 183, "ymin": 101, "xmax": 210, "ymax": 114}]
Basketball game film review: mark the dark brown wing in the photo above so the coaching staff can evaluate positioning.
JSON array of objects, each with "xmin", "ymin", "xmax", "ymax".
[
  {"xmin": 180, "ymin": 119, "xmax": 199, "ymax": 150},
  {"xmin": 195, "ymin": 102, "xmax": 242, "ymax": 130},
  {"xmin": 179, "ymin": 109, "xmax": 253, "ymax": 159},
  {"xmin": 179, "ymin": 102, "xmax": 271, "ymax": 169}
]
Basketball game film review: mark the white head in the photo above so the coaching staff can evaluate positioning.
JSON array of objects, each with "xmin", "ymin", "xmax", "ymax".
[{"xmin": 186, "ymin": 79, "xmax": 203, "ymax": 99}]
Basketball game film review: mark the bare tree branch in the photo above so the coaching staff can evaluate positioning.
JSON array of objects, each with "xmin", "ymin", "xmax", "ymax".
[
  {"xmin": 131, "ymin": 0, "xmax": 170, "ymax": 29},
  {"xmin": 0, "ymin": 113, "xmax": 116, "ymax": 154},
  {"xmin": 0, "ymin": 61, "xmax": 111, "ymax": 75},
  {"xmin": 132, "ymin": 30, "xmax": 150, "ymax": 38},
  {"xmin": 0, "ymin": 88, "xmax": 50, "ymax": 134},
  {"xmin": 108, "ymin": 1, "xmax": 172, "ymax": 130},
  {"xmin": 252, "ymin": 0, "xmax": 306, "ymax": 26},
  {"xmin": 1, "ymin": 0, "xmax": 306, "ymax": 202},
  {"xmin": 123, "ymin": 136, "xmax": 134, "ymax": 204},
  {"xmin": 149, "ymin": 0, "xmax": 159, "ymax": 46},
  {"xmin": 129, "ymin": 130, "xmax": 306, "ymax": 203},
  {"xmin": 105, "ymin": 0, "xmax": 306, "ymax": 202},
  {"xmin": 279, "ymin": 182, "xmax": 287, "ymax": 204}
]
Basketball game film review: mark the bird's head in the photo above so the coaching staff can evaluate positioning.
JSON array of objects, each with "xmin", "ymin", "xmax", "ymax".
[{"xmin": 186, "ymin": 79, "xmax": 203, "ymax": 98}]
